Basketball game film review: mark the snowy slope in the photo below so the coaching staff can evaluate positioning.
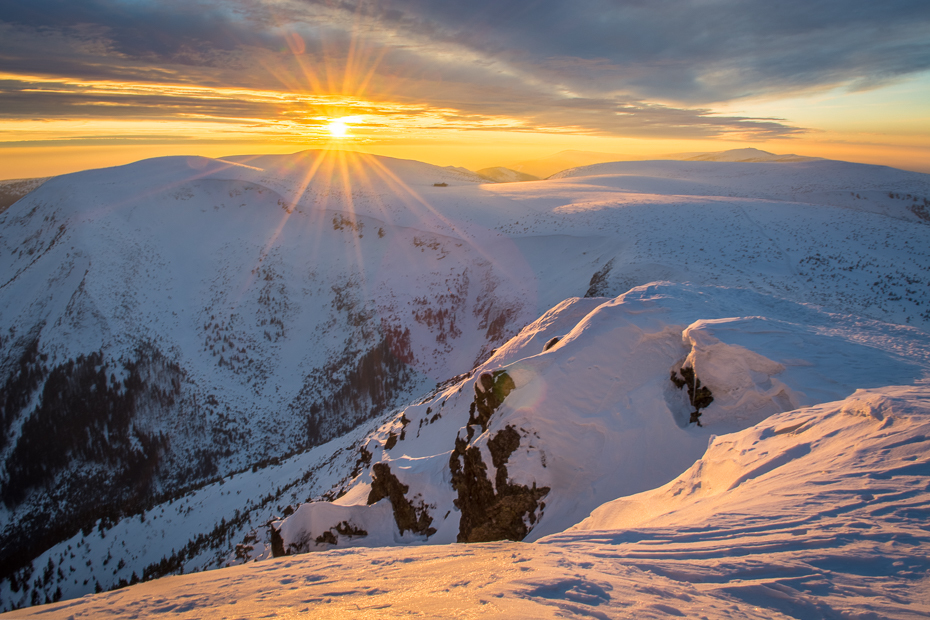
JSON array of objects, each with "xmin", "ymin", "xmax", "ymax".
[
  {"xmin": 0, "ymin": 151, "xmax": 535, "ymax": 606},
  {"xmin": 505, "ymin": 150, "xmax": 628, "ymax": 179},
  {"xmin": 503, "ymin": 148, "xmax": 820, "ymax": 179},
  {"xmin": 570, "ymin": 385, "xmax": 930, "ymax": 534},
  {"xmin": 476, "ymin": 167, "xmax": 540, "ymax": 183},
  {"xmin": 4, "ymin": 385, "xmax": 928, "ymax": 619},
  {"xmin": 1, "ymin": 150, "xmax": 929, "ymax": 610},
  {"xmin": 247, "ymin": 282, "xmax": 929, "ymax": 561},
  {"xmin": 0, "ymin": 179, "xmax": 49, "ymax": 214},
  {"xmin": 683, "ymin": 147, "xmax": 820, "ymax": 163}
]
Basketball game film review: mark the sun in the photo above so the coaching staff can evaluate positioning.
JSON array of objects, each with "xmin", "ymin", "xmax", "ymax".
[{"xmin": 327, "ymin": 119, "xmax": 349, "ymax": 138}]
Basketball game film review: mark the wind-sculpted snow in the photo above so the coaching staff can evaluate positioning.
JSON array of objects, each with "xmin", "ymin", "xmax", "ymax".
[
  {"xmin": 5, "ymin": 386, "xmax": 929, "ymax": 619},
  {"xmin": 248, "ymin": 282, "xmax": 929, "ymax": 562},
  {"xmin": 1, "ymin": 150, "xmax": 930, "ymax": 610}
]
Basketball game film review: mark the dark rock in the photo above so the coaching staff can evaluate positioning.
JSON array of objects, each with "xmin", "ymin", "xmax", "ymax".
[
  {"xmin": 399, "ymin": 414, "xmax": 410, "ymax": 440},
  {"xmin": 313, "ymin": 519, "xmax": 368, "ymax": 547},
  {"xmin": 670, "ymin": 366, "xmax": 714, "ymax": 427},
  {"xmin": 270, "ymin": 524, "xmax": 286, "ymax": 558},
  {"xmin": 367, "ymin": 463, "xmax": 436, "ymax": 537},
  {"xmin": 449, "ymin": 425, "xmax": 549, "ymax": 543},
  {"xmin": 487, "ymin": 426, "xmax": 521, "ymax": 471},
  {"xmin": 470, "ymin": 371, "xmax": 516, "ymax": 432},
  {"xmin": 585, "ymin": 259, "xmax": 614, "ymax": 297},
  {"xmin": 334, "ymin": 520, "xmax": 368, "ymax": 538},
  {"xmin": 351, "ymin": 446, "xmax": 372, "ymax": 478},
  {"xmin": 543, "ymin": 337, "xmax": 560, "ymax": 351}
]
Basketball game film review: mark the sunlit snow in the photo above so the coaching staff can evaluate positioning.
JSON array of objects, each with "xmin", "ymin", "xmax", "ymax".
[{"xmin": 1, "ymin": 151, "xmax": 928, "ymax": 617}]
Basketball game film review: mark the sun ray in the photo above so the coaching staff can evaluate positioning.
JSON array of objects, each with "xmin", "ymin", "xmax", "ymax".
[
  {"xmin": 342, "ymin": 4, "xmax": 365, "ymax": 96},
  {"xmin": 335, "ymin": 150, "xmax": 373, "ymax": 300},
  {"xmin": 80, "ymin": 158, "xmax": 256, "ymax": 223},
  {"xmin": 227, "ymin": 150, "xmax": 334, "ymax": 309},
  {"xmin": 362, "ymin": 156, "xmax": 530, "ymax": 285},
  {"xmin": 351, "ymin": 44, "xmax": 391, "ymax": 100}
]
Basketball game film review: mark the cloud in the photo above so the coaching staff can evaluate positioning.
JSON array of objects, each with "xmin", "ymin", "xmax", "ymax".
[
  {"xmin": 0, "ymin": 0, "xmax": 269, "ymax": 60},
  {"xmin": 354, "ymin": 0, "xmax": 930, "ymax": 102},
  {"xmin": 1, "ymin": 0, "xmax": 927, "ymax": 141}
]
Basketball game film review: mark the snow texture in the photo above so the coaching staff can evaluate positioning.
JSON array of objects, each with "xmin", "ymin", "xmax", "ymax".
[
  {"xmin": 4, "ymin": 386, "xmax": 929, "ymax": 618},
  {"xmin": 1, "ymin": 150, "xmax": 929, "ymax": 615}
]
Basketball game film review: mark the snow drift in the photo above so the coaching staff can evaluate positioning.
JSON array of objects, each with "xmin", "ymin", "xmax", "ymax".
[
  {"xmin": 5, "ymin": 387, "xmax": 928, "ymax": 619},
  {"xmin": 254, "ymin": 281, "xmax": 929, "ymax": 559}
]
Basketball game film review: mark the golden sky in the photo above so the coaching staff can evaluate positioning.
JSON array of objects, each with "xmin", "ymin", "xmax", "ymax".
[{"xmin": 1, "ymin": 1, "xmax": 928, "ymax": 179}]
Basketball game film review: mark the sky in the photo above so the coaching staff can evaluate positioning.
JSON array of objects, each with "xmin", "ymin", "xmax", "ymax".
[{"xmin": 1, "ymin": 0, "xmax": 929, "ymax": 179}]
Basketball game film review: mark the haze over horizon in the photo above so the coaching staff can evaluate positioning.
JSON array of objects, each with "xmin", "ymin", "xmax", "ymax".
[{"xmin": 1, "ymin": 0, "xmax": 929, "ymax": 179}]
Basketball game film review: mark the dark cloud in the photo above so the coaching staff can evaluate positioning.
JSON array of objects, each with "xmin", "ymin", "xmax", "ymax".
[
  {"xmin": 356, "ymin": 0, "xmax": 930, "ymax": 103},
  {"xmin": 0, "ymin": 0, "xmax": 272, "ymax": 62},
  {"xmin": 1, "ymin": 0, "xmax": 927, "ymax": 139}
]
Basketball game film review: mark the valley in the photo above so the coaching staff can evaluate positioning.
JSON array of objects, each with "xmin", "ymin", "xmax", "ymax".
[{"xmin": 0, "ymin": 151, "xmax": 928, "ymax": 616}]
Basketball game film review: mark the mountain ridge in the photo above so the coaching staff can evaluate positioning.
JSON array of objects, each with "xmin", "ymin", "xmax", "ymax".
[
  {"xmin": 501, "ymin": 147, "xmax": 825, "ymax": 178},
  {"xmin": 0, "ymin": 150, "xmax": 929, "ymax": 611}
]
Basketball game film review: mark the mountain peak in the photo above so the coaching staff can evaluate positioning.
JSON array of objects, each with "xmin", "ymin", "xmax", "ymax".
[{"xmin": 683, "ymin": 147, "xmax": 820, "ymax": 163}]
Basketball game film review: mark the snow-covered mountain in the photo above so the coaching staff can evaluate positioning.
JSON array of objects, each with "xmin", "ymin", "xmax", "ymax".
[
  {"xmin": 475, "ymin": 167, "xmax": 540, "ymax": 183},
  {"xmin": 1, "ymin": 150, "xmax": 929, "ymax": 613},
  {"xmin": 680, "ymin": 147, "xmax": 820, "ymax": 163},
  {"xmin": 0, "ymin": 151, "xmax": 532, "ymax": 600},
  {"xmin": 0, "ymin": 179, "xmax": 49, "ymax": 214},
  {"xmin": 252, "ymin": 281, "xmax": 929, "ymax": 558},
  {"xmin": 502, "ymin": 148, "xmax": 823, "ymax": 178},
  {"xmin": 504, "ymin": 150, "xmax": 629, "ymax": 179},
  {"xmin": 5, "ymin": 385, "xmax": 927, "ymax": 619}
]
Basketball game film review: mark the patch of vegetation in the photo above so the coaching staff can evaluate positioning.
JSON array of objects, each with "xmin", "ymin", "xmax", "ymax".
[
  {"xmin": 910, "ymin": 204, "xmax": 930, "ymax": 222},
  {"xmin": 412, "ymin": 236, "xmax": 442, "ymax": 252},
  {"xmin": 295, "ymin": 326, "xmax": 416, "ymax": 448},
  {"xmin": 332, "ymin": 213, "xmax": 363, "ymax": 233},
  {"xmin": 1, "ymin": 348, "xmax": 173, "ymax": 507},
  {"xmin": 585, "ymin": 259, "xmax": 614, "ymax": 297},
  {"xmin": 0, "ymin": 343, "xmax": 216, "ymax": 596},
  {"xmin": 473, "ymin": 275, "xmax": 521, "ymax": 347},
  {"xmin": 0, "ymin": 338, "xmax": 47, "ymax": 452}
]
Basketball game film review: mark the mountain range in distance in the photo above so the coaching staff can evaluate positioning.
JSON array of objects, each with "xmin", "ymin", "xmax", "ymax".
[
  {"xmin": 0, "ymin": 148, "xmax": 817, "ymax": 189},
  {"xmin": 494, "ymin": 147, "xmax": 821, "ymax": 179},
  {"xmin": 0, "ymin": 179, "xmax": 51, "ymax": 213}
]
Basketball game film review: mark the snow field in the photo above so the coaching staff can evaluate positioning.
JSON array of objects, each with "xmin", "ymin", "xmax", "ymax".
[
  {"xmin": 5, "ymin": 385, "xmax": 929, "ymax": 619},
  {"xmin": 264, "ymin": 281, "xmax": 930, "ymax": 556},
  {"xmin": 2, "ymin": 150, "xmax": 929, "ymax": 612}
]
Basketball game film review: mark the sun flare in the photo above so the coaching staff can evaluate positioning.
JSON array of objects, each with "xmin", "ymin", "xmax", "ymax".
[{"xmin": 328, "ymin": 119, "xmax": 349, "ymax": 138}]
